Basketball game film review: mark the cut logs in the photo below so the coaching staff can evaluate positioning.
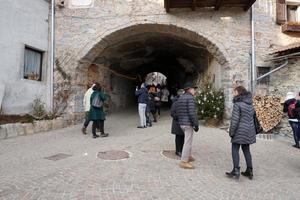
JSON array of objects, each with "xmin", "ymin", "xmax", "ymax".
[{"xmin": 253, "ymin": 95, "xmax": 283, "ymax": 132}]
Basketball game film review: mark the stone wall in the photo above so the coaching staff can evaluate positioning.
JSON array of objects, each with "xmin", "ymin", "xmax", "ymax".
[
  {"xmin": 0, "ymin": 113, "xmax": 84, "ymax": 140},
  {"xmin": 254, "ymin": 0, "xmax": 300, "ymax": 94},
  {"xmin": 54, "ymin": 0, "xmax": 300, "ymax": 126},
  {"xmin": 269, "ymin": 59, "xmax": 300, "ymax": 95},
  {"xmin": 55, "ymin": 0, "xmax": 254, "ymax": 116}
]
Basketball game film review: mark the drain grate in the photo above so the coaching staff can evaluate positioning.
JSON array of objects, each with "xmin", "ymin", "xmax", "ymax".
[
  {"xmin": 97, "ymin": 150, "xmax": 130, "ymax": 160},
  {"xmin": 162, "ymin": 150, "xmax": 180, "ymax": 160},
  {"xmin": 44, "ymin": 153, "xmax": 72, "ymax": 161}
]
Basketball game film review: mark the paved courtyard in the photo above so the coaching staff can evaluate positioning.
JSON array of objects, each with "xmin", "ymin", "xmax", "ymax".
[{"xmin": 0, "ymin": 110, "xmax": 300, "ymax": 200}]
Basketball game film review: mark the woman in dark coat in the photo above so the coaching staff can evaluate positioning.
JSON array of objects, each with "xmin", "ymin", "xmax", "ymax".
[
  {"xmin": 170, "ymin": 89, "xmax": 185, "ymax": 157},
  {"xmin": 89, "ymin": 83, "xmax": 108, "ymax": 138},
  {"xmin": 226, "ymin": 86, "xmax": 256, "ymax": 180}
]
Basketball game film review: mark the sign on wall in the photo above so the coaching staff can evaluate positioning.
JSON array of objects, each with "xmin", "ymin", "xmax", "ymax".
[{"xmin": 69, "ymin": 0, "xmax": 94, "ymax": 9}]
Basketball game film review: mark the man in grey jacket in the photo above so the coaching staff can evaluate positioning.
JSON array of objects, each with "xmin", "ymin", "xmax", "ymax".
[{"xmin": 176, "ymin": 82, "xmax": 199, "ymax": 169}]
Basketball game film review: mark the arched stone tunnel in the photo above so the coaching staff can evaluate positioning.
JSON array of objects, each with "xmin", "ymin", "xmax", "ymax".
[{"xmin": 70, "ymin": 24, "xmax": 228, "ymax": 113}]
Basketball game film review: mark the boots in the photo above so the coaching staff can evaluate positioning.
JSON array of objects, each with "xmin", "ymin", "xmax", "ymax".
[
  {"xmin": 241, "ymin": 167, "xmax": 253, "ymax": 180},
  {"xmin": 226, "ymin": 167, "xmax": 240, "ymax": 179},
  {"xmin": 100, "ymin": 132, "xmax": 109, "ymax": 137},
  {"xmin": 81, "ymin": 127, "xmax": 87, "ymax": 134}
]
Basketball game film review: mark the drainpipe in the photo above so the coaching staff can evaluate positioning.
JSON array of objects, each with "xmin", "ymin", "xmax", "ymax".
[
  {"xmin": 250, "ymin": 6, "xmax": 256, "ymax": 92},
  {"xmin": 50, "ymin": 0, "xmax": 55, "ymax": 112}
]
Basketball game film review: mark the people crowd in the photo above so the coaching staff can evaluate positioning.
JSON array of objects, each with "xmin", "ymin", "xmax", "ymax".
[
  {"xmin": 81, "ymin": 80, "xmax": 300, "ymax": 180},
  {"xmin": 135, "ymin": 83, "xmax": 171, "ymax": 127}
]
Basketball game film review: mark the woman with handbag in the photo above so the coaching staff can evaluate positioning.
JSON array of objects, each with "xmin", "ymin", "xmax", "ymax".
[
  {"xmin": 226, "ymin": 86, "xmax": 256, "ymax": 180},
  {"xmin": 89, "ymin": 82, "xmax": 109, "ymax": 138}
]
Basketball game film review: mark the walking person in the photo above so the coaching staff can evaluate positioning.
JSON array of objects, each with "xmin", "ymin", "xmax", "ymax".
[
  {"xmin": 283, "ymin": 92, "xmax": 300, "ymax": 149},
  {"xmin": 135, "ymin": 83, "xmax": 149, "ymax": 128},
  {"xmin": 154, "ymin": 87, "xmax": 162, "ymax": 119},
  {"xmin": 146, "ymin": 86, "xmax": 153, "ymax": 127},
  {"xmin": 170, "ymin": 89, "xmax": 185, "ymax": 157},
  {"xmin": 226, "ymin": 86, "xmax": 256, "ymax": 180},
  {"xmin": 161, "ymin": 86, "xmax": 170, "ymax": 107},
  {"xmin": 81, "ymin": 83, "xmax": 95, "ymax": 134},
  {"xmin": 149, "ymin": 92, "xmax": 157, "ymax": 123},
  {"xmin": 176, "ymin": 82, "xmax": 199, "ymax": 169},
  {"xmin": 89, "ymin": 83, "xmax": 109, "ymax": 138}
]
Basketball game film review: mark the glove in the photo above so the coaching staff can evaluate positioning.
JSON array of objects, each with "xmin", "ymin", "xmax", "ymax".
[{"xmin": 194, "ymin": 126, "xmax": 199, "ymax": 132}]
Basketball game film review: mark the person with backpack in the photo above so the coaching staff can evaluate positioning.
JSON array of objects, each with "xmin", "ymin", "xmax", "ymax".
[
  {"xmin": 88, "ymin": 82, "xmax": 109, "ymax": 138},
  {"xmin": 81, "ymin": 83, "xmax": 95, "ymax": 134},
  {"xmin": 176, "ymin": 82, "xmax": 199, "ymax": 169},
  {"xmin": 226, "ymin": 86, "xmax": 256, "ymax": 180},
  {"xmin": 283, "ymin": 92, "xmax": 300, "ymax": 149}
]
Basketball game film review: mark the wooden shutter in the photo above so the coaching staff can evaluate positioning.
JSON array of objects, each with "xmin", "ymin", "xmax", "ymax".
[{"xmin": 276, "ymin": 0, "xmax": 287, "ymax": 24}]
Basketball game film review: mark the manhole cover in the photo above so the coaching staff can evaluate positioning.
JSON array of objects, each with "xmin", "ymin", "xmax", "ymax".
[
  {"xmin": 97, "ymin": 150, "xmax": 130, "ymax": 160},
  {"xmin": 162, "ymin": 150, "xmax": 180, "ymax": 160},
  {"xmin": 44, "ymin": 153, "xmax": 72, "ymax": 161}
]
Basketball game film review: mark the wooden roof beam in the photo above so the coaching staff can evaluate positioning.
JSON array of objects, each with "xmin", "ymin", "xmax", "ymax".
[
  {"xmin": 244, "ymin": 0, "xmax": 256, "ymax": 11},
  {"xmin": 214, "ymin": 0, "xmax": 222, "ymax": 10}
]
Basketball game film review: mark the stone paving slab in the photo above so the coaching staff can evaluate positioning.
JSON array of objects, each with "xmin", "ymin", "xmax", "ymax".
[{"xmin": 0, "ymin": 111, "xmax": 299, "ymax": 200}]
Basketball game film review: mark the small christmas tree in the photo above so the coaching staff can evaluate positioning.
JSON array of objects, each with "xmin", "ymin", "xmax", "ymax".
[{"xmin": 195, "ymin": 82, "xmax": 225, "ymax": 121}]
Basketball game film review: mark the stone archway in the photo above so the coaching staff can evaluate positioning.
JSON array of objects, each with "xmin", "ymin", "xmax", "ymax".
[{"xmin": 56, "ymin": 23, "xmax": 230, "ymax": 115}]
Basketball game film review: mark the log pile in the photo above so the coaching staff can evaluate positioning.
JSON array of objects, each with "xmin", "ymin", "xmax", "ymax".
[{"xmin": 253, "ymin": 95, "xmax": 283, "ymax": 132}]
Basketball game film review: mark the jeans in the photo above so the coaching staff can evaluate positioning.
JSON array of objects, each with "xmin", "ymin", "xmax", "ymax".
[
  {"xmin": 232, "ymin": 143, "xmax": 253, "ymax": 169},
  {"xmin": 180, "ymin": 126, "xmax": 194, "ymax": 162},
  {"xmin": 146, "ymin": 112, "xmax": 152, "ymax": 126},
  {"xmin": 289, "ymin": 121, "xmax": 300, "ymax": 146},
  {"xmin": 138, "ymin": 103, "xmax": 147, "ymax": 127}
]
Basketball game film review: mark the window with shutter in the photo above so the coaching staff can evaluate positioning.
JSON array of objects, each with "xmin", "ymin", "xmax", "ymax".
[
  {"xmin": 277, "ymin": 0, "xmax": 300, "ymax": 32},
  {"xmin": 276, "ymin": 0, "xmax": 287, "ymax": 24}
]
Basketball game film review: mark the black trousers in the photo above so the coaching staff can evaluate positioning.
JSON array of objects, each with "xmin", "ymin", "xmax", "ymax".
[
  {"xmin": 232, "ymin": 143, "xmax": 253, "ymax": 169},
  {"xmin": 155, "ymin": 105, "xmax": 161, "ymax": 116},
  {"xmin": 83, "ymin": 112, "xmax": 90, "ymax": 128},
  {"xmin": 175, "ymin": 135, "xmax": 185, "ymax": 153},
  {"xmin": 92, "ymin": 120, "xmax": 104, "ymax": 135}
]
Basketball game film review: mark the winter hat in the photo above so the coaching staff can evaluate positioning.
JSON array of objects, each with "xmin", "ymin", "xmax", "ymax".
[
  {"xmin": 183, "ymin": 82, "xmax": 198, "ymax": 90},
  {"xmin": 285, "ymin": 92, "xmax": 295, "ymax": 101}
]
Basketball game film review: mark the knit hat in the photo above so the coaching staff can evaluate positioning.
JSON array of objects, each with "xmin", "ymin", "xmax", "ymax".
[
  {"xmin": 285, "ymin": 92, "xmax": 295, "ymax": 101},
  {"xmin": 183, "ymin": 82, "xmax": 198, "ymax": 90}
]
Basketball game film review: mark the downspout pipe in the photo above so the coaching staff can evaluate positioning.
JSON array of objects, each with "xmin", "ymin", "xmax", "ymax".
[
  {"xmin": 50, "ymin": 0, "xmax": 55, "ymax": 112},
  {"xmin": 251, "ymin": 6, "xmax": 256, "ymax": 92}
]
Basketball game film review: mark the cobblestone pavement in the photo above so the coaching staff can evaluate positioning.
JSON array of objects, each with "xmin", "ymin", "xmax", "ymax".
[{"xmin": 0, "ymin": 110, "xmax": 300, "ymax": 200}]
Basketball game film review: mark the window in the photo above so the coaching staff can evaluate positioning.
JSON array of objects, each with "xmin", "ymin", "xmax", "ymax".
[
  {"xmin": 277, "ymin": 0, "xmax": 300, "ymax": 23},
  {"xmin": 287, "ymin": 4, "xmax": 300, "ymax": 22},
  {"xmin": 257, "ymin": 67, "xmax": 271, "ymax": 85},
  {"xmin": 24, "ymin": 47, "xmax": 43, "ymax": 81}
]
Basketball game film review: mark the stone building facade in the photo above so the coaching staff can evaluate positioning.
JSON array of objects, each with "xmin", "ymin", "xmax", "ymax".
[
  {"xmin": 0, "ymin": 0, "xmax": 51, "ymax": 114},
  {"xmin": 54, "ymin": 0, "xmax": 300, "ymax": 119}
]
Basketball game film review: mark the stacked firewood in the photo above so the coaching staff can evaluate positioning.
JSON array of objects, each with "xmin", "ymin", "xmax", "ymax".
[{"xmin": 253, "ymin": 95, "xmax": 283, "ymax": 132}]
